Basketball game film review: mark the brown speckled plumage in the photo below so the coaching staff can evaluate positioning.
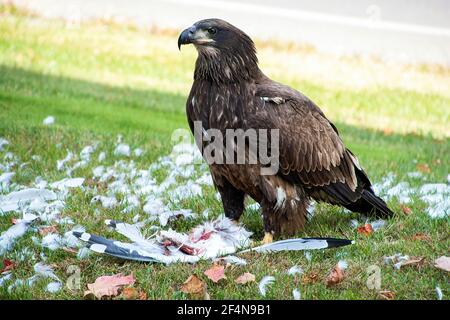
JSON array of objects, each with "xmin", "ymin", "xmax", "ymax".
[{"xmin": 180, "ymin": 19, "xmax": 393, "ymax": 237}]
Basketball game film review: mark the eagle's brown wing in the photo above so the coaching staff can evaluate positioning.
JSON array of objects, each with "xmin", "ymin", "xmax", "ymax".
[{"xmin": 251, "ymin": 78, "xmax": 392, "ymax": 216}]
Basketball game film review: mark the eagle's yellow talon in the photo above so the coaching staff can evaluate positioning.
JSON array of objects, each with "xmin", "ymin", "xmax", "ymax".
[{"xmin": 261, "ymin": 232, "xmax": 273, "ymax": 245}]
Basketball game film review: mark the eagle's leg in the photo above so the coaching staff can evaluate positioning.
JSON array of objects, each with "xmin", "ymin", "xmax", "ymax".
[
  {"xmin": 261, "ymin": 202, "xmax": 276, "ymax": 244},
  {"xmin": 260, "ymin": 191, "xmax": 308, "ymax": 243},
  {"xmin": 216, "ymin": 179, "xmax": 245, "ymax": 224},
  {"xmin": 261, "ymin": 232, "xmax": 273, "ymax": 244}
]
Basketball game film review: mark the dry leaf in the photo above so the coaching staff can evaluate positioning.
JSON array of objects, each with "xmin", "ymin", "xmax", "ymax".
[
  {"xmin": 121, "ymin": 287, "xmax": 140, "ymax": 300},
  {"xmin": 0, "ymin": 259, "xmax": 14, "ymax": 273},
  {"xmin": 401, "ymin": 257, "xmax": 425, "ymax": 269},
  {"xmin": 62, "ymin": 247, "xmax": 78, "ymax": 254},
  {"xmin": 411, "ymin": 233, "xmax": 431, "ymax": 242},
  {"xmin": 302, "ymin": 272, "xmax": 319, "ymax": 284},
  {"xmin": 180, "ymin": 275, "xmax": 208, "ymax": 299},
  {"xmin": 434, "ymin": 256, "xmax": 450, "ymax": 272},
  {"xmin": 84, "ymin": 274, "xmax": 135, "ymax": 299},
  {"xmin": 39, "ymin": 225, "xmax": 58, "ymax": 236},
  {"xmin": 204, "ymin": 264, "xmax": 226, "ymax": 283},
  {"xmin": 326, "ymin": 264, "xmax": 345, "ymax": 287},
  {"xmin": 416, "ymin": 163, "xmax": 431, "ymax": 173},
  {"xmin": 235, "ymin": 272, "xmax": 256, "ymax": 284},
  {"xmin": 138, "ymin": 291, "xmax": 147, "ymax": 300},
  {"xmin": 400, "ymin": 204, "xmax": 412, "ymax": 215},
  {"xmin": 357, "ymin": 223, "xmax": 374, "ymax": 235},
  {"xmin": 379, "ymin": 290, "xmax": 395, "ymax": 300},
  {"xmin": 181, "ymin": 275, "xmax": 205, "ymax": 294}
]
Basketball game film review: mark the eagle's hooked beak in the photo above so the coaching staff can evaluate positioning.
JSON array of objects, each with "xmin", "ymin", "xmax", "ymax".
[{"xmin": 178, "ymin": 26, "xmax": 196, "ymax": 50}]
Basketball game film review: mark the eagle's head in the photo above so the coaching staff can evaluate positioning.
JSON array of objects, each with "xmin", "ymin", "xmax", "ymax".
[{"xmin": 178, "ymin": 19, "xmax": 259, "ymax": 83}]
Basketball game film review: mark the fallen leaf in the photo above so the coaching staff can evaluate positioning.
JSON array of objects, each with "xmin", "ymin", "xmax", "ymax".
[
  {"xmin": 326, "ymin": 264, "xmax": 345, "ymax": 287},
  {"xmin": 235, "ymin": 272, "xmax": 255, "ymax": 284},
  {"xmin": 416, "ymin": 163, "xmax": 431, "ymax": 173},
  {"xmin": 357, "ymin": 223, "xmax": 374, "ymax": 235},
  {"xmin": 180, "ymin": 275, "xmax": 205, "ymax": 294},
  {"xmin": 302, "ymin": 272, "xmax": 319, "ymax": 284},
  {"xmin": 434, "ymin": 256, "xmax": 450, "ymax": 272},
  {"xmin": 0, "ymin": 259, "xmax": 14, "ymax": 273},
  {"xmin": 138, "ymin": 291, "xmax": 147, "ymax": 300},
  {"xmin": 180, "ymin": 275, "xmax": 208, "ymax": 299},
  {"xmin": 400, "ymin": 204, "xmax": 412, "ymax": 215},
  {"xmin": 84, "ymin": 273, "xmax": 135, "ymax": 299},
  {"xmin": 204, "ymin": 264, "xmax": 226, "ymax": 283},
  {"xmin": 411, "ymin": 233, "xmax": 431, "ymax": 242},
  {"xmin": 121, "ymin": 287, "xmax": 140, "ymax": 300},
  {"xmin": 379, "ymin": 290, "xmax": 395, "ymax": 300},
  {"xmin": 39, "ymin": 225, "xmax": 58, "ymax": 236},
  {"xmin": 62, "ymin": 247, "xmax": 78, "ymax": 254},
  {"xmin": 400, "ymin": 257, "xmax": 425, "ymax": 269}
]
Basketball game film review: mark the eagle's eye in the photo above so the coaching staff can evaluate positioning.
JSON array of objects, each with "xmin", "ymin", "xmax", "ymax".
[{"xmin": 207, "ymin": 27, "xmax": 217, "ymax": 35}]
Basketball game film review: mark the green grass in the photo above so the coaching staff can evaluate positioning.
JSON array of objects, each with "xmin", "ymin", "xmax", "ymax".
[{"xmin": 0, "ymin": 9, "xmax": 449, "ymax": 300}]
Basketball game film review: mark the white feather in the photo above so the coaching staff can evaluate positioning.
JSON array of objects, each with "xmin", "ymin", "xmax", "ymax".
[
  {"xmin": 292, "ymin": 288, "xmax": 301, "ymax": 300},
  {"xmin": 258, "ymin": 276, "xmax": 275, "ymax": 297},
  {"xmin": 337, "ymin": 260, "xmax": 348, "ymax": 270},
  {"xmin": 287, "ymin": 265, "xmax": 303, "ymax": 276},
  {"xmin": 435, "ymin": 287, "xmax": 443, "ymax": 300},
  {"xmin": 274, "ymin": 187, "xmax": 286, "ymax": 209}
]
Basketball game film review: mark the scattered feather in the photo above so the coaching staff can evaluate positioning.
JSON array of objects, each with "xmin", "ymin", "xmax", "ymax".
[
  {"xmin": 292, "ymin": 288, "xmax": 301, "ymax": 300},
  {"xmin": 435, "ymin": 287, "xmax": 443, "ymax": 300},
  {"xmin": 287, "ymin": 265, "xmax": 303, "ymax": 276},
  {"xmin": 258, "ymin": 276, "xmax": 275, "ymax": 297},
  {"xmin": 43, "ymin": 116, "xmax": 55, "ymax": 126},
  {"xmin": 46, "ymin": 281, "xmax": 62, "ymax": 293}
]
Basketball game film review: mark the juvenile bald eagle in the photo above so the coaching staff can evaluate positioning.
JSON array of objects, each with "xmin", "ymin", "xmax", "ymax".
[{"xmin": 178, "ymin": 19, "xmax": 393, "ymax": 243}]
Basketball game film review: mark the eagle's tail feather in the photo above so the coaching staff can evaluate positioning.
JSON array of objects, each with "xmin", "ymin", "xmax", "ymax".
[{"xmin": 344, "ymin": 188, "xmax": 394, "ymax": 218}]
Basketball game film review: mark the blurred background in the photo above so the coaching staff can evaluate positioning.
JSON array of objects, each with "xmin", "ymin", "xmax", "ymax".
[
  {"xmin": 8, "ymin": 0, "xmax": 450, "ymax": 66},
  {"xmin": 1, "ymin": 0, "xmax": 449, "ymax": 138}
]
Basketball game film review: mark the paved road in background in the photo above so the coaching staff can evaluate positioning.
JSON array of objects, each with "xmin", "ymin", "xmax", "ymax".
[{"xmin": 10, "ymin": 0, "xmax": 450, "ymax": 66}]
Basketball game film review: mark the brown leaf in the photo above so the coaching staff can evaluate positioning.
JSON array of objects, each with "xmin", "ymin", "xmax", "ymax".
[
  {"xmin": 84, "ymin": 273, "xmax": 135, "ymax": 299},
  {"xmin": 357, "ymin": 223, "xmax": 374, "ymax": 235},
  {"xmin": 379, "ymin": 290, "xmax": 395, "ymax": 300},
  {"xmin": 204, "ymin": 264, "xmax": 226, "ymax": 283},
  {"xmin": 180, "ymin": 275, "xmax": 209, "ymax": 299},
  {"xmin": 434, "ymin": 256, "xmax": 450, "ymax": 272},
  {"xmin": 121, "ymin": 287, "xmax": 140, "ymax": 300},
  {"xmin": 400, "ymin": 204, "xmax": 412, "ymax": 215},
  {"xmin": 326, "ymin": 264, "xmax": 345, "ymax": 287},
  {"xmin": 235, "ymin": 272, "xmax": 256, "ymax": 285},
  {"xmin": 416, "ymin": 163, "xmax": 431, "ymax": 173},
  {"xmin": 180, "ymin": 275, "xmax": 205, "ymax": 294},
  {"xmin": 401, "ymin": 257, "xmax": 425, "ymax": 269},
  {"xmin": 411, "ymin": 233, "xmax": 431, "ymax": 242},
  {"xmin": 138, "ymin": 291, "xmax": 147, "ymax": 300},
  {"xmin": 302, "ymin": 272, "xmax": 319, "ymax": 284},
  {"xmin": 62, "ymin": 247, "xmax": 78, "ymax": 254},
  {"xmin": 39, "ymin": 225, "xmax": 58, "ymax": 236}
]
